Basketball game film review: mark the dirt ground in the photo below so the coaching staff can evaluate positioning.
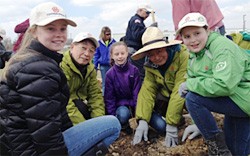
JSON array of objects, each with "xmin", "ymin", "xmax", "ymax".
[{"xmin": 106, "ymin": 113, "xmax": 224, "ymax": 156}]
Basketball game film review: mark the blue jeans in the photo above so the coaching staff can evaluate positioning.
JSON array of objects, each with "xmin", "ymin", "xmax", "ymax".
[
  {"xmin": 100, "ymin": 65, "xmax": 111, "ymax": 95},
  {"xmin": 149, "ymin": 112, "xmax": 166, "ymax": 134},
  {"xmin": 185, "ymin": 92, "xmax": 250, "ymax": 155},
  {"xmin": 116, "ymin": 106, "xmax": 131, "ymax": 126},
  {"xmin": 63, "ymin": 115, "xmax": 121, "ymax": 156}
]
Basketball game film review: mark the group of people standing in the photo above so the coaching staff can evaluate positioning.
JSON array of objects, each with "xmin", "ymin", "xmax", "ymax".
[{"xmin": 0, "ymin": 1, "xmax": 250, "ymax": 156}]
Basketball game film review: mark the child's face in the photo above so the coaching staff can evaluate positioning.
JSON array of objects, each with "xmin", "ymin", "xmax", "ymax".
[
  {"xmin": 34, "ymin": 20, "xmax": 68, "ymax": 52},
  {"xmin": 111, "ymin": 45, "xmax": 128, "ymax": 65},
  {"xmin": 147, "ymin": 48, "xmax": 168, "ymax": 66},
  {"xmin": 181, "ymin": 26, "xmax": 209, "ymax": 53},
  {"xmin": 70, "ymin": 40, "xmax": 96, "ymax": 65}
]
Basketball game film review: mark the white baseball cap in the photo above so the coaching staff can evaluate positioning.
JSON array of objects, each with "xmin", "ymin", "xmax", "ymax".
[
  {"xmin": 73, "ymin": 32, "xmax": 99, "ymax": 47},
  {"xmin": 0, "ymin": 27, "xmax": 6, "ymax": 39},
  {"xmin": 138, "ymin": 4, "xmax": 153, "ymax": 12},
  {"xmin": 30, "ymin": 2, "xmax": 76, "ymax": 27},
  {"xmin": 176, "ymin": 12, "xmax": 208, "ymax": 35}
]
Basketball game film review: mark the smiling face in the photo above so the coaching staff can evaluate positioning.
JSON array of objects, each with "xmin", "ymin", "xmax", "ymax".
[
  {"xmin": 111, "ymin": 44, "xmax": 128, "ymax": 65},
  {"xmin": 70, "ymin": 39, "xmax": 96, "ymax": 65},
  {"xmin": 147, "ymin": 47, "xmax": 168, "ymax": 66},
  {"xmin": 181, "ymin": 26, "xmax": 209, "ymax": 53},
  {"xmin": 33, "ymin": 19, "xmax": 68, "ymax": 52}
]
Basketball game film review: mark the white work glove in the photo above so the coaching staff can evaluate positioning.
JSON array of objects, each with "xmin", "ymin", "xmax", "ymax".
[
  {"xmin": 182, "ymin": 124, "xmax": 201, "ymax": 142},
  {"xmin": 178, "ymin": 82, "xmax": 188, "ymax": 98},
  {"xmin": 132, "ymin": 120, "xmax": 149, "ymax": 145},
  {"xmin": 150, "ymin": 22, "xmax": 158, "ymax": 27},
  {"xmin": 165, "ymin": 124, "xmax": 178, "ymax": 147}
]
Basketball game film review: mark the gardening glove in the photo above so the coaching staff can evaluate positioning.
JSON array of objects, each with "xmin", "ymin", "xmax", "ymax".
[
  {"xmin": 178, "ymin": 82, "xmax": 188, "ymax": 98},
  {"xmin": 150, "ymin": 22, "xmax": 158, "ymax": 27},
  {"xmin": 132, "ymin": 120, "xmax": 148, "ymax": 145},
  {"xmin": 182, "ymin": 124, "xmax": 201, "ymax": 142},
  {"xmin": 165, "ymin": 124, "xmax": 178, "ymax": 147}
]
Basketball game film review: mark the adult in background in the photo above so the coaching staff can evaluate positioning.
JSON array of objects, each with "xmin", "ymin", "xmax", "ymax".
[
  {"xmin": 93, "ymin": 26, "xmax": 116, "ymax": 94},
  {"xmin": 125, "ymin": 4, "xmax": 157, "ymax": 82},
  {"xmin": 0, "ymin": 2, "xmax": 120, "ymax": 156},
  {"xmin": 131, "ymin": 27, "xmax": 189, "ymax": 147},
  {"xmin": 171, "ymin": 0, "xmax": 226, "ymax": 39},
  {"xmin": 177, "ymin": 12, "xmax": 250, "ymax": 155},
  {"xmin": 0, "ymin": 27, "xmax": 12, "ymax": 69},
  {"xmin": 61, "ymin": 32, "xmax": 105, "ymax": 125}
]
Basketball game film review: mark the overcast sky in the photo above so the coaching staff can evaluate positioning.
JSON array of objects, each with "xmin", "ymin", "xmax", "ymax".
[{"xmin": 0, "ymin": 0, "xmax": 249, "ymax": 41}]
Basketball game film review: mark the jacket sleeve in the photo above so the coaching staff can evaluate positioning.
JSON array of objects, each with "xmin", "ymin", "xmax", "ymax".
[
  {"xmin": 166, "ymin": 46, "xmax": 188, "ymax": 125},
  {"xmin": 131, "ymin": 18, "xmax": 146, "ymax": 43},
  {"xmin": 93, "ymin": 47, "xmax": 100, "ymax": 69},
  {"xmin": 16, "ymin": 61, "xmax": 68, "ymax": 155},
  {"xmin": 132, "ymin": 67, "xmax": 141, "ymax": 107},
  {"xmin": 135, "ymin": 69, "xmax": 158, "ymax": 122},
  {"xmin": 104, "ymin": 71, "xmax": 116, "ymax": 115},
  {"xmin": 87, "ymin": 70, "xmax": 105, "ymax": 117}
]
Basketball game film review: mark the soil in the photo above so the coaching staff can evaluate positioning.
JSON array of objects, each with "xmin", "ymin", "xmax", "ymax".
[{"xmin": 106, "ymin": 113, "xmax": 224, "ymax": 156}]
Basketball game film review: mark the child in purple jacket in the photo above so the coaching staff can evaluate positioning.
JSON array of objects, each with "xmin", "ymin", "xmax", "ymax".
[{"xmin": 104, "ymin": 42, "xmax": 141, "ymax": 133}]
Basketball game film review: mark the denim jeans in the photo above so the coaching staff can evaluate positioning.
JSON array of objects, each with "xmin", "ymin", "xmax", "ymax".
[
  {"xmin": 116, "ymin": 106, "xmax": 131, "ymax": 126},
  {"xmin": 100, "ymin": 65, "xmax": 111, "ymax": 95},
  {"xmin": 63, "ymin": 115, "xmax": 121, "ymax": 156},
  {"xmin": 149, "ymin": 112, "xmax": 166, "ymax": 134},
  {"xmin": 185, "ymin": 92, "xmax": 250, "ymax": 155}
]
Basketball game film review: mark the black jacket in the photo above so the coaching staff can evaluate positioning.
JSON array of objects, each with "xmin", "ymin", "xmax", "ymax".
[
  {"xmin": 125, "ymin": 14, "xmax": 146, "ymax": 50},
  {"xmin": 0, "ymin": 40, "xmax": 72, "ymax": 155}
]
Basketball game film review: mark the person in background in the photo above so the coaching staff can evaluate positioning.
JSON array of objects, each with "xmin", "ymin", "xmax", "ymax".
[
  {"xmin": 171, "ymin": 0, "xmax": 226, "ymax": 39},
  {"xmin": 104, "ymin": 41, "xmax": 141, "ymax": 134},
  {"xmin": 0, "ymin": 2, "xmax": 120, "ymax": 156},
  {"xmin": 131, "ymin": 27, "xmax": 189, "ymax": 147},
  {"xmin": 125, "ymin": 4, "xmax": 157, "ymax": 82},
  {"xmin": 93, "ymin": 26, "xmax": 116, "ymax": 94},
  {"xmin": 226, "ymin": 31, "xmax": 250, "ymax": 53},
  {"xmin": 13, "ymin": 18, "xmax": 30, "ymax": 52},
  {"xmin": 61, "ymin": 32, "xmax": 105, "ymax": 125},
  {"xmin": 177, "ymin": 12, "xmax": 250, "ymax": 155},
  {"xmin": 0, "ymin": 27, "xmax": 12, "ymax": 69}
]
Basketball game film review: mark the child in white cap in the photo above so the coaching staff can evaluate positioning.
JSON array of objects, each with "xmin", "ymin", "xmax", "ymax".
[
  {"xmin": 0, "ymin": 2, "xmax": 120, "ymax": 156},
  {"xmin": 177, "ymin": 12, "xmax": 250, "ymax": 156}
]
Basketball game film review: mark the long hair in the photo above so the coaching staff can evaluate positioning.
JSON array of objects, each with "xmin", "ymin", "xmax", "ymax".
[
  {"xmin": 99, "ymin": 26, "xmax": 111, "ymax": 40},
  {"xmin": 0, "ymin": 26, "xmax": 36, "ymax": 80}
]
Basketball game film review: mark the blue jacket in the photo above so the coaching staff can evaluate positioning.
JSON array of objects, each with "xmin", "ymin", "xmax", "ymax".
[
  {"xmin": 104, "ymin": 61, "xmax": 141, "ymax": 115},
  {"xmin": 93, "ymin": 38, "xmax": 116, "ymax": 69},
  {"xmin": 125, "ymin": 14, "xmax": 146, "ymax": 50}
]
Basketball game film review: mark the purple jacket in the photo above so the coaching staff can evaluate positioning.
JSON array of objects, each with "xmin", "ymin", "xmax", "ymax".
[{"xmin": 104, "ymin": 61, "xmax": 141, "ymax": 115}]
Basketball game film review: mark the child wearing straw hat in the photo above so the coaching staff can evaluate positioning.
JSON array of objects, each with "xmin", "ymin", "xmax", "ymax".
[{"xmin": 131, "ymin": 27, "xmax": 189, "ymax": 147}]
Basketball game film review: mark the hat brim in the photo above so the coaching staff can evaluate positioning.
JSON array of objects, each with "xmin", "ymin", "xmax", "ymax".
[
  {"xmin": 36, "ymin": 17, "xmax": 77, "ymax": 27},
  {"xmin": 176, "ymin": 23, "xmax": 206, "ymax": 35},
  {"xmin": 131, "ymin": 40, "xmax": 182, "ymax": 60},
  {"xmin": 74, "ymin": 37, "xmax": 99, "ymax": 48}
]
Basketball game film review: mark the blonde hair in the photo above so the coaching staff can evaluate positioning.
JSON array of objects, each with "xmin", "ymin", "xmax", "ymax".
[
  {"xmin": 99, "ymin": 26, "xmax": 111, "ymax": 39},
  {"xmin": 0, "ymin": 26, "xmax": 36, "ymax": 80},
  {"xmin": 109, "ymin": 41, "xmax": 128, "ymax": 66}
]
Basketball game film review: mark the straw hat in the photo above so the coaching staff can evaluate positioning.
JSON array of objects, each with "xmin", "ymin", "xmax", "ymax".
[{"xmin": 131, "ymin": 27, "xmax": 182, "ymax": 60}]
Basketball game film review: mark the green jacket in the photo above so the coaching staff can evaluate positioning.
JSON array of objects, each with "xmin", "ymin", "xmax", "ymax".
[
  {"xmin": 136, "ymin": 45, "xmax": 189, "ymax": 125},
  {"xmin": 187, "ymin": 32, "xmax": 250, "ymax": 116},
  {"xmin": 60, "ymin": 50, "xmax": 105, "ymax": 125}
]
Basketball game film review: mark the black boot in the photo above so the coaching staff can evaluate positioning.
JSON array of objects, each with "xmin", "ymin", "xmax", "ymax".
[
  {"xmin": 82, "ymin": 141, "xmax": 109, "ymax": 156},
  {"xmin": 205, "ymin": 132, "xmax": 232, "ymax": 156}
]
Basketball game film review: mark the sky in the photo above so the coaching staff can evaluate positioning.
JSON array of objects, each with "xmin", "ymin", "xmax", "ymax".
[{"xmin": 0, "ymin": 0, "xmax": 250, "ymax": 42}]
